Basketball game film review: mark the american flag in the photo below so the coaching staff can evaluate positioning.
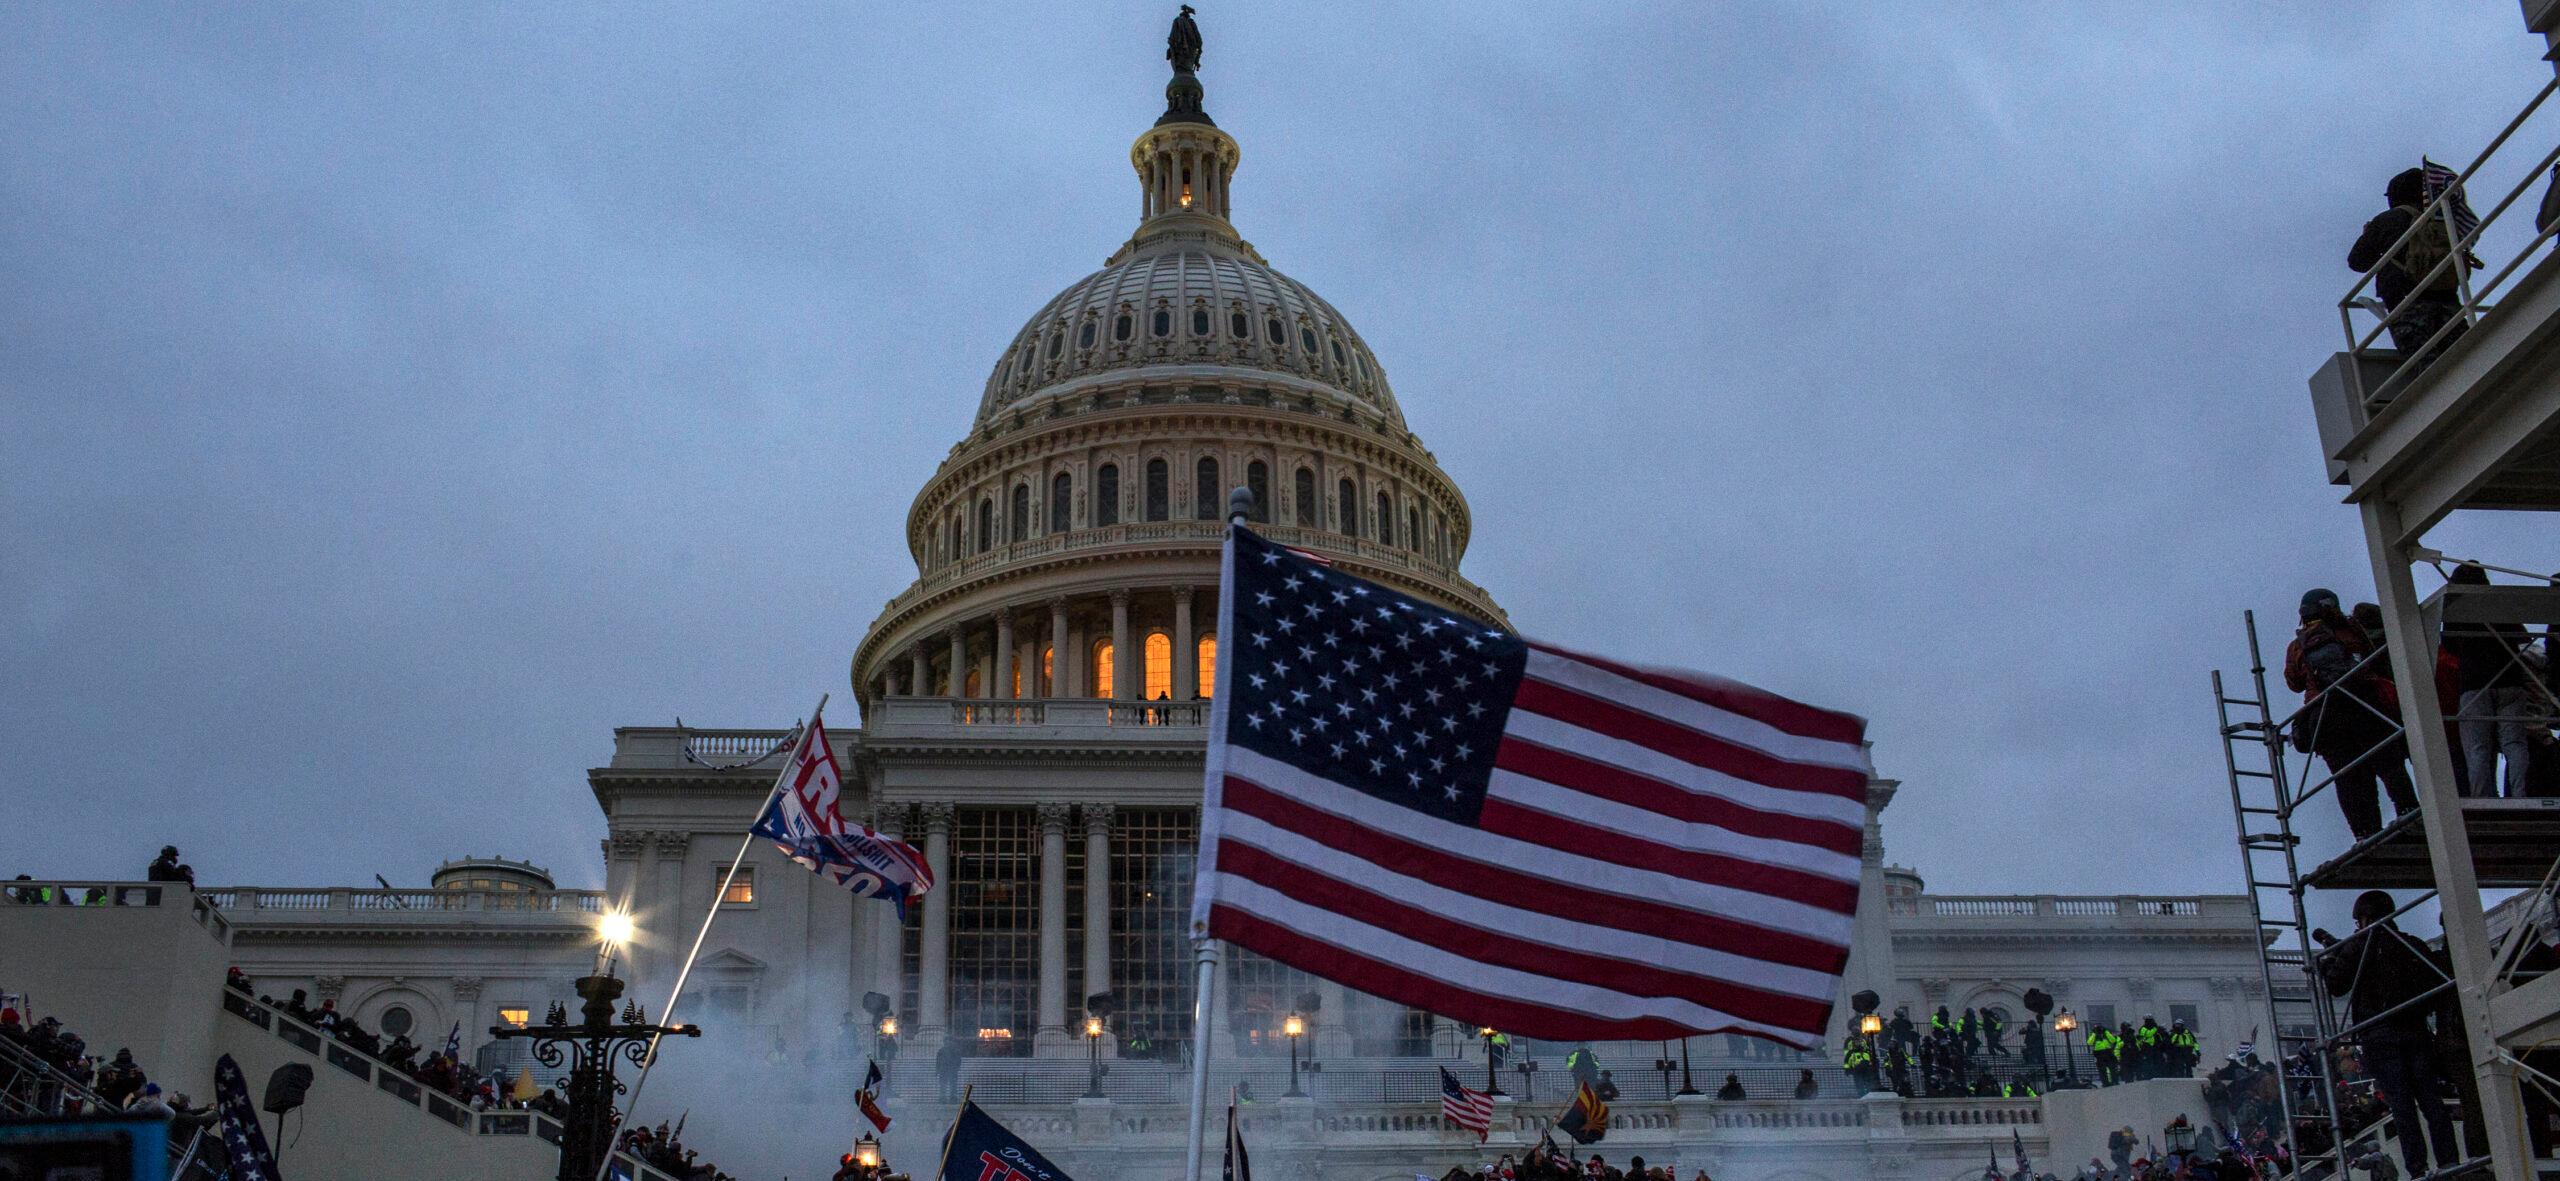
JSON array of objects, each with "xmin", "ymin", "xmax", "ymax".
[
  {"xmin": 2421, "ymin": 158, "xmax": 2481, "ymax": 245},
  {"xmin": 1438, "ymin": 1066, "xmax": 1495, "ymax": 1141},
  {"xmin": 213, "ymin": 1053, "xmax": 282, "ymax": 1181},
  {"xmin": 1193, "ymin": 526, "xmax": 1869, "ymax": 1046}
]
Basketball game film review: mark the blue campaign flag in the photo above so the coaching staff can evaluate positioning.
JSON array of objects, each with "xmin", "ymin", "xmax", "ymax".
[{"xmin": 940, "ymin": 1099, "xmax": 1074, "ymax": 1181}]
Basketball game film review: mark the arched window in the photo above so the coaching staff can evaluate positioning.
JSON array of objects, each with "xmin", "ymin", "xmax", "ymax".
[
  {"xmin": 1266, "ymin": 317, "xmax": 1284, "ymax": 344},
  {"xmin": 1194, "ymin": 457, "xmax": 1221, "ymax": 520},
  {"xmin": 1145, "ymin": 459, "xmax": 1170, "ymax": 521},
  {"xmin": 1144, "ymin": 632, "xmax": 1172, "ymax": 700},
  {"xmin": 1091, "ymin": 639, "xmax": 1115, "ymax": 698},
  {"xmin": 1230, "ymin": 308, "xmax": 1249, "ymax": 338},
  {"xmin": 1047, "ymin": 330, "xmax": 1064, "ymax": 359},
  {"xmin": 1407, "ymin": 507, "xmax": 1421, "ymax": 553},
  {"xmin": 1292, "ymin": 467, "xmax": 1317, "ymax": 527},
  {"xmin": 1338, "ymin": 479, "xmax": 1359, "ymax": 536},
  {"xmin": 1152, "ymin": 308, "xmax": 1172, "ymax": 337},
  {"xmin": 1246, "ymin": 461, "xmax": 1270, "ymax": 523},
  {"xmin": 1049, "ymin": 472, "xmax": 1072, "ymax": 532},
  {"xmin": 1040, "ymin": 645, "xmax": 1054, "ymax": 697},
  {"xmin": 1095, "ymin": 464, "xmax": 1120, "ymax": 526},
  {"xmin": 1078, "ymin": 320, "xmax": 1096, "ymax": 349},
  {"xmin": 1376, "ymin": 492, "xmax": 1394, "ymax": 545},
  {"xmin": 1196, "ymin": 633, "xmax": 1217, "ymax": 699},
  {"xmin": 1300, "ymin": 325, "xmax": 1319, "ymax": 352},
  {"xmin": 1010, "ymin": 484, "xmax": 1031, "ymax": 541},
  {"xmin": 1114, "ymin": 313, "xmax": 1133, "ymax": 342},
  {"xmin": 1330, "ymin": 338, "xmax": 1347, "ymax": 367},
  {"xmin": 976, "ymin": 499, "xmax": 994, "ymax": 554},
  {"xmin": 1191, "ymin": 307, "xmax": 1211, "ymax": 336}
]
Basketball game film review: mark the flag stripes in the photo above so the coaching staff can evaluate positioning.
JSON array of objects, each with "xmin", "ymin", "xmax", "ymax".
[
  {"xmin": 1195, "ymin": 526, "xmax": 1869, "ymax": 1048},
  {"xmin": 1439, "ymin": 1067, "xmax": 1494, "ymax": 1140}
]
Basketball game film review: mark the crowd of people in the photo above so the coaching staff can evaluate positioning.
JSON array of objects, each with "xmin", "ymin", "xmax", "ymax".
[
  {"xmin": 2284, "ymin": 575, "xmax": 2558, "ymax": 843},
  {"xmin": 617, "ymin": 1120, "xmax": 746, "ymax": 1181},
  {"xmin": 1844, "ymin": 1004, "xmax": 2203, "ymax": 1099},
  {"xmin": 1433, "ymin": 1147, "xmax": 1702, "ymax": 1180},
  {"xmin": 0, "ymin": 997, "xmax": 224, "ymax": 1168}
]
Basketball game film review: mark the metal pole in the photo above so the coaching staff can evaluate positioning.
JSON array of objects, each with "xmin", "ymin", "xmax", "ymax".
[
  {"xmin": 1179, "ymin": 936, "xmax": 1222, "ymax": 1181},
  {"xmin": 591, "ymin": 695, "xmax": 825, "ymax": 1181},
  {"xmin": 1678, "ymin": 1036, "xmax": 1697, "ymax": 1095}
]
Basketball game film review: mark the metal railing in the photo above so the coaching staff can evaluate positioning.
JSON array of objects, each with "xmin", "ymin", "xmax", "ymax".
[
  {"xmin": 1885, "ymin": 894, "xmax": 2213, "ymax": 918},
  {"xmin": 2340, "ymin": 73, "xmax": 2560, "ymax": 413},
  {"xmin": 195, "ymin": 886, "xmax": 605, "ymax": 914}
]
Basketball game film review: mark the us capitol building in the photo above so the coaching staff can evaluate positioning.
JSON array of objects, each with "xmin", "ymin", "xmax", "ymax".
[{"xmin": 25, "ymin": 19, "xmax": 2278, "ymax": 1181}]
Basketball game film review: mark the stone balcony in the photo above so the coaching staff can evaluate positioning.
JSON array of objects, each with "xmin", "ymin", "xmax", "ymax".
[{"xmin": 1886, "ymin": 894, "xmax": 2246, "ymax": 922}]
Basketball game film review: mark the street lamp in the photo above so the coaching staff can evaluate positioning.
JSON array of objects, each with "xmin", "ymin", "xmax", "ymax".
[
  {"xmin": 1676, "ymin": 1036, "xmax": 1699, "ymax": 1095},
  {"xmin": 1084, "ymin": 1015, "xmax": 1106, "ymax": 1099},
  {"xmin": 490, "ymin": 974, "xmax": 701, "ymax": 1181},
  {"xmin": 854, "ymin": 1132, "xmax": 881, "ymax": 1169},
  {"xmin": 1859, "ymin": 1013, "xmax": 1884, "ymax": 1038},
  {"xmin": 2053, "ymin": 1010, "xmax": 2081, "ymax": 1089},
  {"xmin": 1479, "ymin": 1027, "xmax": 1506, "ymax": 1095},
  {"xmin": 1283, "ymin": 1013, "xmax": 1306, "ymax": 1097}
]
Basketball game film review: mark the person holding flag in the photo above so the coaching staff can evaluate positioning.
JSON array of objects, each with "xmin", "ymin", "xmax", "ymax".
[
  {"xmin": 856, "ymin": 1059, "xmax": 893, "ymax": 1134},
  {"xmin": 1557, "ymin": 1077, "xmax": 1609, "ymax": 1145},
  {"xmin": 938, "ymin": 1093, "xmax": 1077, "ymax": 1181}
]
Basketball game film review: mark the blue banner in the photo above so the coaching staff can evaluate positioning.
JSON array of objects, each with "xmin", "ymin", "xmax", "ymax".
[{"xmin": 940, "ymin": 1100, "xmax": 1074, "ymax": 1181}]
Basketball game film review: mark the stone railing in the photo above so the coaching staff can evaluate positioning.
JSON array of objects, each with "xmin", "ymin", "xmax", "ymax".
[
  {"xmin": 1, "ymin": 879, "xmax": 232, "ymax": 941},
  {"xmin": 1888, "ymin": 894, "xmax": 2222, "ymax": 919},
  {"xmin": 199, "ymin": 886, "xmax": 606, "ymax": 915},
  {"xmin": 869, "ymin": 696, "xmax": 1208, "ymax": 734}
]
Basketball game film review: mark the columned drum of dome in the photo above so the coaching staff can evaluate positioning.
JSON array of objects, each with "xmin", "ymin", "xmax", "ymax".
[{"xmin": 851, "ymin": 24, "xmax": 1501, "ymax": 712}]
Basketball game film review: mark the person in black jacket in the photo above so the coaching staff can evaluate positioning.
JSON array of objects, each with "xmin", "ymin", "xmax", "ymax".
[
  {"xmin": 2350, "ymin": 166, "xmax": 2470, "ymax": 364},
  {"xmin": 2444, "ymin": 562, "xmax": 2536, "ymax": 797},
  {"xmin": 2317, "ymin": 890, "xmax": 2460, "ymax": 1177}
]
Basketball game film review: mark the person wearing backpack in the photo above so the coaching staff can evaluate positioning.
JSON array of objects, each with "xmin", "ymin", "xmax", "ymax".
[
  {"xmin": 2351, "ymin": 166, "xmax": 2470, "ymax": 365},
  {"xmin": 2285, "ymin": 588, "xmax": 2417, "ymax": 840}
]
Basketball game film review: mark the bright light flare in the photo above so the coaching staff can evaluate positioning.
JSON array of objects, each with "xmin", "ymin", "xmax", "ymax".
[{"xmin": 597, "ymin": 910, "xmax": 637, "ymax": 947}]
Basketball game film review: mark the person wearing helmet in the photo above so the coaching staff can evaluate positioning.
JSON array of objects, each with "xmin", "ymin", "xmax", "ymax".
[{"xmin": 2317, "ymin": 890, "xmax": 2460, "ymax": 1177}]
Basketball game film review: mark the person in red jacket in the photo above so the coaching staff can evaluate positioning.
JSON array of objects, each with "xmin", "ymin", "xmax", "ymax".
[{"xmin": 2286, "ymin": 589, "xmax": 2417, "ymax": 839}]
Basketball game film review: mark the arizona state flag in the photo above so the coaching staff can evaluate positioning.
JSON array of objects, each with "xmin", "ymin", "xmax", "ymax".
[{"xmin": 1558, "ymin": 1081, "xmax": 1609, "ymax": 1144}]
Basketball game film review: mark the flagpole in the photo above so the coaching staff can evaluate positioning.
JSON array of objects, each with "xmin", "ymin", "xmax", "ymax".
[
  {"xmin": 591, "ymin": 693, "xmax": 826, "ymax": 1181},
  {"xmin": 935, "ymin": 1084, "xmax": 973, "ymax": 1181},
  {"xmin": 1184, "ymin": 491, "xmax": 1251, "ymax": 1181}
]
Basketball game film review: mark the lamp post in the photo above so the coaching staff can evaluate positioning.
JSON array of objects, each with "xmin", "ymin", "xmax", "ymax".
[
  {"xmin": 1855, "ymin": 1012, "xmax": 1885, "ymax": 1094},
  {"xmin": 490, "ymin": 975, "xmax": 700, "ymax": 1181},
  {"xmin": 1084, "ymin": 1015, "xmax": 1106, "ymax": 1099},
  {"xmin": 1479, "ymin": 1027, "xmax": 1505, "ymax": 1095},
  {"xmin": 1677, "ymin": 1036, "xmax": 1699, "ymax": 1096},
  {"xmin": 1514, "ymin": 1058, "xmax": 1540, "ymax": 1103},
  {"xmin": 1283, "ymin": 1014, "xmax": 1306, "ymax": 1097},
  {"xmin": 854, "ymin": 1132, "xmax": 882, "ymax": 1170},
  {"xmin": 1654, "ymin": 1045, "xmax": 1678, "ymax": 1100},
  {"xmin": 2053, "ymin": 1010, "xmax": 2081, "ymax": 1089}
]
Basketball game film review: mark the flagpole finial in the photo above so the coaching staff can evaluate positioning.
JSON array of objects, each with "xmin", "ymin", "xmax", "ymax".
[{"xmin": 1227, "ymin": 485, "xmax": 1254, "ymax": 524}]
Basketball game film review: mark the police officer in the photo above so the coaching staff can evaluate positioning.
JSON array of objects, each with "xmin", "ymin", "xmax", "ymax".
[{"xmin": 1842, "ymin": 1035, "xmax": 1878, "ymax": 1094}]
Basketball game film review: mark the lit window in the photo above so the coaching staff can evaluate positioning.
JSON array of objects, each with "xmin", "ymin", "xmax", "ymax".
[
  {"xmin": 497, "ymin": 1008, "xmax": 529, "ymax": 1029},
  {"xmin": 1093, "ymin": 640, "xmax": 1115, "ymax": 699},
  {"xmin": 1144, "ymin": 632, "xmax": 1172, "ymax": 700},
  {"xmin": 1041, "ymin": 645, "xmax": 1054, "ymax": 695},
  {"xmin": 1197, "ymin": 634, "xmax": 1217, "ymax": 698},
  {"xmin": 718, "ymin": 866, "xmax": 757, "ymax": 906}
]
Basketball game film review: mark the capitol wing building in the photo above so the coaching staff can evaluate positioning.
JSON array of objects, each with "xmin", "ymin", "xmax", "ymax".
[{"xmin": 13, "ymin": 24, "xmax": 2280, "ymax": 1181}]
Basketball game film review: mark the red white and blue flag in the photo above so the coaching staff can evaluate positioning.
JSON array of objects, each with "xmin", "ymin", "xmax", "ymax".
[
  {"xmin": 1438, "ymin": 1066, "xmax": 1494, "ymax": 1141},
  {"xmin": 1193, "ymin": 526, "xmax": 1870, "ymax": 1048},
  {"xmin": 750, "ymin": 712, "xmax": 933, "ymax": 915}
]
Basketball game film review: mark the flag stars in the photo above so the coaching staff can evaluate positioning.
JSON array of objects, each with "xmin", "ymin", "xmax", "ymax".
[
  {"xmin": 1283, "ymin": 574, "xmax": 1304, "ymax": 592},
  {"xmin": 1254, "ymin": 591, "xmax": 1276, "ymax": 608}
]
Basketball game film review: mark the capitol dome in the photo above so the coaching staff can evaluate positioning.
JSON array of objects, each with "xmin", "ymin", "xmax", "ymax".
[
  {"xmin": 852, "ymin": 23, "xmax": 1498, "ymax": 713},
  {"xmin": 975, "ymin": 246, "xmax": 1402, "ymax": 431}
]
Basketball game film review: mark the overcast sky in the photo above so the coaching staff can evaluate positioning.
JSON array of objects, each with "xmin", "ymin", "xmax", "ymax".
[{"xmin": 4, "ymin": 3, "xmax": 2553, "ymax": 899}]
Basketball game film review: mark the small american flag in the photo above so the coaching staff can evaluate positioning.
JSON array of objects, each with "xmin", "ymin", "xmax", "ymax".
[
  {"xmin": 1439, "ymin": 1067, "xmax": 1495, "ymax": 1141},
  {"xmin": 1194, "ymin": 526, "xmax": 1869, "ymax": 1046},
  {"xmin": 2422, "ymin": 158, "xmax": 2484, "ymax": 262}
]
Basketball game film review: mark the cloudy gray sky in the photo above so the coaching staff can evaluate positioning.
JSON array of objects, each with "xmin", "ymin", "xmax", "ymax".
[{"xmin": 4, "ymin": 3, "xmax": 2552, "ymax": 898}]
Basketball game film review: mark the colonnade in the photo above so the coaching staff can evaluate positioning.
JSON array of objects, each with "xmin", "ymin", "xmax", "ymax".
[{"xmin": 876, "ymin": 585, "xmax": 1208, "ymax": 704}]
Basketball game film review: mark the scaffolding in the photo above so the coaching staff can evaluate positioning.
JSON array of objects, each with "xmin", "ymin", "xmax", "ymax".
[{"xmin": 2221, "ymin": 19, "xmax": 2560, "ymax": 1178}]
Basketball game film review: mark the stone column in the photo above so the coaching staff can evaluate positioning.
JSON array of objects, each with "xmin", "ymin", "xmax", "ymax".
[
  {"xmin": 1171, "ymin": 586, "xmax": 1196, "ymax": 700},
  {"xmin": 946, "ymin": 628, "xmax": 966, "ymax": 697},
  {"xmin": 1036, "ymin": 803, "xmax": 1071, "ymax": 1050},
  {"xmin": 1108, "ymin": 590, "xmax": 1133, "ymax": 700},
  {"xmin": 884, "ymin": 667, "xmax": 903, "ymax": 697},
  {"xmin": 1082, "ymin": 805, "xmax": 1113, "ymax": 1015},
  {"xmin": 994, "ymin": 613, "xmax": 1016, "ymax": 700},
  {"xmin": 1047, "ymin": 599, "xmax": 1069, "ymax": 698},
  {"xmin": 909, "ymin": 647, "xmax": 928, "ymax": 697},
  {"xmin": 919, "ymin": 803, "xmax": 955, "ymax": 1041}
]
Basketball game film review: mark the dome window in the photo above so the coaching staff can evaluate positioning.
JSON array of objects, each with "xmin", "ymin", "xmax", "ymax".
[
  {"xmin": 1010, "ymin": 483, "xmax": 1031, "ymax": 541},
  {"xmin": 1095, "ymin": 464, "xmax": 1120, "ymax": 526},
  {"xmin": 1292, "ymin": 467, "xmax": 1317, "ymax": 527},
  {"xmin": 1152, "ymin": 309, "xmax": 1172, "ymax": 337},
  {"xmin": 1049, "ymin": 472, "xmax": 1071, "ymax": 532},
  {"xmin": 1194, "ymin": 457, "xmax": 1221, "ymax": 521},
  {"xmin": 1114, "ymin": 313, "xmax": 1133, "ymax": 342},
  {"xmin": 1230, "ymin": 309, "xmax": 1249, "ymax": 338},
  {"xmin": 976, "ymin": 499, "xmax": 994, "ymax": 554},
  {"xmin": 1266, "ymin": 317, "xmax": 1284, "ymax": 345},
  {"xmin": 1376, "ymin": 491, "xmax": 1394, "ymax": 545},
  {"xmin": 1299, "ymin": 326, "xmax": 1319, "ymax": 353},
  {"xmin": 1330, "ymin": 338, "xmax": 1347, "ymax": 366},
  {"xmin": 1078, "ymin": 321, "xmax": 1096, "ymax": 349},
  {"xmin": 1145, "ymin": 458, "xmax": 1170, "ymax": 521},
  {"xmin": 1246, "ymin": 461, "xmax": 1270, "ymax": 522},
  {"xmin": 1048, "ymin": 331, "xmax": 1064, "ymax": 359},
  {"xmin": 1192, "ymin": 307, "xmax": 1211, "ymax": 336},
  {"xmin": 1338, "ymin": 478, "xmax": 1360, "ymax": 536}
]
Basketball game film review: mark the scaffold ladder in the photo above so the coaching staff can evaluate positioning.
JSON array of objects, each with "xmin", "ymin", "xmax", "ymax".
[{"xmin": 2215, "ymin": 609, "xmax": 2352, "ymax": 1179}]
